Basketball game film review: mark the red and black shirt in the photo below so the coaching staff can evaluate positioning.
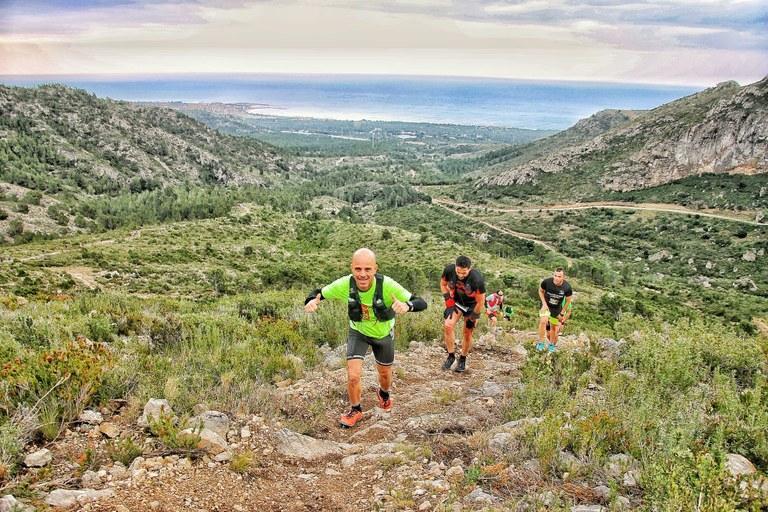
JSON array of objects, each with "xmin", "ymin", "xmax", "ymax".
[{"xmin": 442, "ymin": 264, "xmax": 486, "ymax": 309}]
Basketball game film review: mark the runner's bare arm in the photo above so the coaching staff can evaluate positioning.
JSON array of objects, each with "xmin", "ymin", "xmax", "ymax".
[
  {"xmin": 473, "ymin": 292, "xmax": 485, "ymax": 315},
  {"xmin": 440, "ymin": 277, "xmax": 451, "ymax": 296},
  {"xmin": 304, "ymin": 288, "xmax": 323, "ymax": 313}
]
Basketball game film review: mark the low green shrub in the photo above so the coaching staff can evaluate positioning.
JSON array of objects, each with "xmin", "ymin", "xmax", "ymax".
[
  {"xmin": 0, "ymin": 420, "xmax": 22, "ymax": 480},
  {"xmin": 107, "ymin": 437, "xmax": 143, "ymax": 466},
  {"xmin": 0, "ymin": 337, "xmax": 114, "ymax": 436}
]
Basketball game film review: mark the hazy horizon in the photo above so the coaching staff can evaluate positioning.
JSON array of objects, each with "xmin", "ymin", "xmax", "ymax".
[{"xmin": 0, "ymin": 73, "xmax": 701, "ymax": 130}]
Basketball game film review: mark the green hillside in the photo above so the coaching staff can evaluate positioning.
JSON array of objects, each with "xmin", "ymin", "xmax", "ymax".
[{"xmin": 0, "ymin": 84, "xmax": 293, "ymax": 196}]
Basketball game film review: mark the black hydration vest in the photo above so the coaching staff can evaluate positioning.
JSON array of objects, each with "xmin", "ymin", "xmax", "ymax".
[{"xmin": 348, "ymin": 273, "xmax": 395, "ymax": 322}]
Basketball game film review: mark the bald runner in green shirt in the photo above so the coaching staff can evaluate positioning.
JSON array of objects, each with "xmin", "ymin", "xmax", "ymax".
[{"xmin": 304, "ymin": 248, "xmax": 427, "ymax": 428}]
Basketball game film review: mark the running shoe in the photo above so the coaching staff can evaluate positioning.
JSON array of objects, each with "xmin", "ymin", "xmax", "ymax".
[
  {"xmin": 376, "ymin": 389, "xmax": 393, "ymax": 411},
  {"xmin": 442, "ymin": 353, "xmax": 456, "ymax": 370},
  {"xmin": 535, "ymin": 341, "xmax": 546, "ymax": 351},
  {"xmin": 339, "ymin": 408, "xmax": 363, "ymax": 428},
  {"xmin": 454, "ymin": 356, "xmax": 467, "ymax": 373},
  {"xmin": 547, "ymin": 343, "xmax": 557, "ymax": 353}
]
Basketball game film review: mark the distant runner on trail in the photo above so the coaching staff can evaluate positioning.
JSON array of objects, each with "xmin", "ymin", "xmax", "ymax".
[
  {"xmin": 304, "ymin": 248, "xmax": 427, "ymax": 428},
  {"xmin": 537, "ymin": 267, "xmax": 573, "ymax": 353},
  {"xmin": 485, "ymin": 290, "xmax": 504, "ymax": 333},
  {"xmin": 441, "ymin": 255, "xmax": 486, "ymax": 373}
]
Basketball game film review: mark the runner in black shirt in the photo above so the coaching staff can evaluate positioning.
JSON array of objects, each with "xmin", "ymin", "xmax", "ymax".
[
  {"xmin": 440, "ymin": 255, "xmax": 486, "ymax": 372},
  {"xmin": 537, "ymin": 267, "xmax": 573, "ymax": 353}
]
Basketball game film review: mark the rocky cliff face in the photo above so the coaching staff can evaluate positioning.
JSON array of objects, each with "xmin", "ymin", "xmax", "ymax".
[{"xmin": 483, "ymin": 78, "xmax": 768, "ymax": 191}]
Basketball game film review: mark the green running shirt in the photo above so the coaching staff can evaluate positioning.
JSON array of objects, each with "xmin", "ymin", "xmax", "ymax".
[{"xmin": 322, "ymin": 274, "xmax": 412, "ymax": 339}]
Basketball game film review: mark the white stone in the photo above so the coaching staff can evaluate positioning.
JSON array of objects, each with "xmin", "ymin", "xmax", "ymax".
[
  {"xmin": 465, "ymin": 487, "xmax": 494, "ymax": 505},
  {"xmin": 78, "ymin": 410, "xmax": 103, "ymax": 425},
  {"xmin": 478, "ymin": 381, "xmax": 504, "ymax": 397},
  {"xmin": 418, "ymin": 501, "xmax": 432, "ymax": 511},
  {"xmin": 45, "ymin": 489, "xmax": 114, "ymax": 508},
  {"xmin": 501, "ymin": 417, "xmax": 543, "ymax": 431},
  {"xmin": 188, "ymin": 410, "xmax": 230, "ymax": 439},
  {"xmin": 405, "ymin": 413, "xmax": 480, "ymax": 434},
  {"xmin": 81, "ymin": 470, "xmax": 102, "ymax": 488},
  {"xmin": 423, "ymin": 479, "xmax": 450, "ymax": 492},
  {"xmin": 214, "ymin": 451, "xmax": 233, "ymax": 462},
  {"xmin": 99, "ymin": 422, "xmax": 119, "ymax": 438},
  {"xmin": 726, "ymin": 453, "xmax": 756, "ymax": 478},
  {"xmin": 572, "ymin": 506, "xmax": 605, "ymax": 512},
  {"xmin": 178, "ymin": 428, "xmax": 227, "ymax": 455},
  {"xmin": 24, "ymin": 449, "xmax": 52, "ymax": 468},
  {"xmin": 138, "ymin": 398, "xmax": 175, "ymax": 428},
  {"xmin": 0, "ymin": 495, "xmax": 33, "ymax": 512},
  {"xmin": 275, "ymin": 428, "xmax": 347, "ymax": 460},
  {"xmin": 129, "ymin": 456, "xmax": 145, "ymax": 472},
  {"xmin": 648, "ymin": 250, "xmax": 671, "ymax": 263},
  {"xmin": 240, "ymin": 426, "xmax": 251, "ymax": 439},
  {"xmin": 732, "ymin": 277, "xmax": 758, "ymax": 292},
  {"xmin": 446, "ymin": 465, "xmax": 464, "ymax": 483},
  {"xmin": 109, "ymin": 463, "xmax": 129, "ymax": 481}
]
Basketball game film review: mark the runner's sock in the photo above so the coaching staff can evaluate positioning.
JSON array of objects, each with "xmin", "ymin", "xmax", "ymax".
[
  {"xmin": 351, "ymin": 404, "xmax": 362, "ymax": 412},
  {"xmin": 379, "ymin": 389, "xmax": 390, "ymax": 401}
]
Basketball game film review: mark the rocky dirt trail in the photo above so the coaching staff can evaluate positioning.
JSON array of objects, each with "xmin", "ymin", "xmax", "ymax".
[
  {"xmin": 431, "ymin": 197, "xmax": 767, "ymax": 226},
  {"xmin": 17, "ymin": 330, "xmax": 561, "ymax": 512}
]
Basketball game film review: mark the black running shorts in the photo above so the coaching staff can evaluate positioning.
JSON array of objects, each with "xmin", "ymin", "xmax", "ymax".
[{"xmin": 346, "ymin": 328, "xmax": 395, "ymax": 366}]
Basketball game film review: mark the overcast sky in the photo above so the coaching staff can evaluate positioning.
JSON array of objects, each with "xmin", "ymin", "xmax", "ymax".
[{"xmin": 1, "ymin": 0, "xmax": 765, "ymax": 86}]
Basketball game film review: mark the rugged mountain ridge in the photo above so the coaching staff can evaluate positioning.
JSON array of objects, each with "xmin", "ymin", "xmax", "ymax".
[
  {"xmin": 482, "ymin": 77, "xmax": 768, "ymax": 191},
  {"xmin": 0, "ymin": 85, "xmax": 292, "ymax": 194}
]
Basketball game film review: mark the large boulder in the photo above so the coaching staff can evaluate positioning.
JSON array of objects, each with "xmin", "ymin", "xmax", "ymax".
[{"xmin": 275, "ymin": 429, "xmax": 347, "ymax": 460}]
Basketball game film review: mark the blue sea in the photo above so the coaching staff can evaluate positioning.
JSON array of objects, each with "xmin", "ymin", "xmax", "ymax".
[{"xmin": 0, "ymin": 74, "xmax": 700, "ymax": 130}]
